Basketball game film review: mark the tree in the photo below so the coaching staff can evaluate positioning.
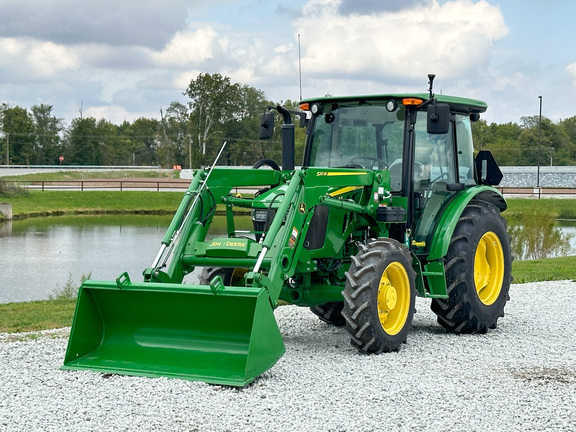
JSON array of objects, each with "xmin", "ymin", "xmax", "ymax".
[
  {"xmin": 125, "ymin": 118, "xmax": 160, "ymax": 166},
  {"xmin": 518, "ymin": 116, "xmax": 573, "ymax": 166},
  {"xmin": 0, "ymin": 105, "xmax": 34, "ymax": 165},
  {"xmin": 31, "ymin": 104, "xmax": 63, "ymax": 164},
  {"xmin": 185, "ymin": 73, "xmax": 241, "ymax": 160},
  {"xmin": 161, "ymin": 103, "xmax": 191, "ymax": 168},
  {"xmin": 66, "ymin": 117, "xmax": 102, "ymax": 165}
]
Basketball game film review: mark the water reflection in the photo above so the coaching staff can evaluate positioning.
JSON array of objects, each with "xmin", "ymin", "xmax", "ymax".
[
  {"xmin": 0, "ymin": 214, "xmax": 252, "ymax": 304},
  {"xmin": 506, "ymin": 216, "xmax": 576, "ymax": 260}
]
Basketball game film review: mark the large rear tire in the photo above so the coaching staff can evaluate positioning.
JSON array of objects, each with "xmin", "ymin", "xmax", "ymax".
[
  {"xmin": 431, "ymin": 200, "xmax": 511, "ymax": 333},
  {"xmin": 342, "ymin": 238, "xmax": 416, "ymax": 353}
]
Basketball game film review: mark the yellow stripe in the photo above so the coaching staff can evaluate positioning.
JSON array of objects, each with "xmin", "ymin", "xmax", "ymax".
[
  {"xmin": 327, "ymin": 172, "xmax": 368, "ymax": 176},
  {"xmin": 329, "ymin": 186, "xmax": 363, "ymax": 197}
]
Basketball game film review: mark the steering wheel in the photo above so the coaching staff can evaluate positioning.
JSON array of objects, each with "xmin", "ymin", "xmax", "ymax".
[
  {"xmin": 252, "ymin": 159, "xmax": 280, "ymax": 170},
  {"xmin": 350, "ymin": 156, "xmax": 388, "ymax": 169},
  {"xmin": 430, "ymin": 172, "xmax": 449, "ymax": 183}
]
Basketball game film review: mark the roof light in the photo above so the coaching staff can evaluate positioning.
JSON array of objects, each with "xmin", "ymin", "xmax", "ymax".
[
  {"xmin": 402, "ymin": 98, "xmax": 424, "ymax": 106},
  {"xmin": 310, "ymin": 103, "xmax": 323, "ymax": 116},
  {"xmin": 386, "ymin": 100, "xmax": 398, "ymax": 112},
  {"xmin": 299, "ymin": 103, "xmax": 310, "ymax": 111}
]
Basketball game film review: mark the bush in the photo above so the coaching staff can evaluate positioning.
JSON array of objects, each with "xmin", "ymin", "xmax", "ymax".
[
  {"xmin": 0, "ymin": 180, "xmax": 30, "ymax": 197},
  {"xmin": 49, "ymin": 272, "xmax": 92, "ymax": 301}
]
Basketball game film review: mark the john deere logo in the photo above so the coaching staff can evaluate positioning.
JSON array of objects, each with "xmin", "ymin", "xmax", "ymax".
[{"xmin": 299, "ymin": 202, "xmax": 306, "ymax": 214}]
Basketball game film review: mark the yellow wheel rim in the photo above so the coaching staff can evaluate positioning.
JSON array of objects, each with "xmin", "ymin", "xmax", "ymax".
[
  {"xmin": 377, "ymin": 262, "xmax": 410, "ymax": 335},
  {"xmin": 474, "ymin": 231, "xmax": 504, "ymax": 305}
]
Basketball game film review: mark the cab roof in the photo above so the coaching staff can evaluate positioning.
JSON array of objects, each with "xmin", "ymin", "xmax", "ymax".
[{"xmin": 301, "ymin": 93, "xmax": 488, "ymax": 114}]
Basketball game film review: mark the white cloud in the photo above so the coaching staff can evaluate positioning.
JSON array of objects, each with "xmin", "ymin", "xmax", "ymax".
[
  {"xmin": 567, "ymin": 63, "xmax": 576, "ymax": 89},
  {"xmin": 295, "ymin": 0, "xmax": 508, "ymax": 83},
  {"xmin": 0, "ymin": 38, "xmax": 78, "ymax": 80},
  {"xmin": 149, "ymin": 27, "xmax": 221, "ymax": 67}
]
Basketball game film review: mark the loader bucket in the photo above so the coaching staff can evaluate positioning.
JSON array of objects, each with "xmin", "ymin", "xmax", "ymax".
[{"xmin": 62, "ymin": 278, "xmax": 285, "ymax": 387}]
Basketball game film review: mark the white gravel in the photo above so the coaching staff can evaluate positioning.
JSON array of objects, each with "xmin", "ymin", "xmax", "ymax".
[{"xmin": 1, "ymin": 281, "xmax": 575, "ymax": 432}]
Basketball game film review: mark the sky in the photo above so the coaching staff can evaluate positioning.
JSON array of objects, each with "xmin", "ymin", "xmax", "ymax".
[{"xmin": 1, "ymin": 0, "xmax": 575, "ymax": 127}]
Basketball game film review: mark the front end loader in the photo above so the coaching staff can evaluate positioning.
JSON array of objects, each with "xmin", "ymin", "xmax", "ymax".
[{"xmin": 63, "ymin": 75, "xmax": 512, "ymax": 385}]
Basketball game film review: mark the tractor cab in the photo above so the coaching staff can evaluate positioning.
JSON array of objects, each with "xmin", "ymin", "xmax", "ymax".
[{"xmin": 299, "ymin": 91, "xmax": 502, "ymax": 256}]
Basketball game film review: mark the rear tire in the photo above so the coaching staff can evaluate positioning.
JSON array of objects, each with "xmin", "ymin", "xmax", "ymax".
[
  {"xmin": 431, "ymin": 200, "xmax": 511, "ymax": 333},
  {"xmin": 310, "ymin": 302, "xmax": 345, "ymax": 327},
  {"xmin": 342, "ymin": 238, "xmax": 416, "ymax": 353}
]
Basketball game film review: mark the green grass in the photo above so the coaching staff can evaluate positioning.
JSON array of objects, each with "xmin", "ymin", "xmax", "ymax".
[
  {"xmin": 512, "ymin": 256, "xmax": 576, "ymax": 284},
  {"xmin": 506, "ymin": 198, "xmax": 576, "ymax": 220},
  {"xmin": 1, "ymin": 190, "xmax": 183, "ymax": 220},
  {"xmin": 0, "ymin": 300, "xmax": 77, "ymax": 333}
]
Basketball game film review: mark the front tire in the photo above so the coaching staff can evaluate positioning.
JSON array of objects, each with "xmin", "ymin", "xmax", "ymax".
[
  {"xmin": 431, "ymin": 200, "xmax": 512, "ymax": 333},
  {"xmin": 310, "ymin": 302, "xmax": 345, "ymax": 327},
  {"xmin": 342, "ymin": 238, "xmax": 416, "ymax": 353}
]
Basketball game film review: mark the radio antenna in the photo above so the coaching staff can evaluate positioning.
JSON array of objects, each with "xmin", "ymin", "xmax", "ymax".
[{"xmin": 298, "ymin": 34, "xmax": 303, "ymax": 101}]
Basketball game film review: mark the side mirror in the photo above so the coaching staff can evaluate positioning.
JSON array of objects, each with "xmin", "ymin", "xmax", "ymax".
[
  {"xmin": 427, "ymin": 102, "xmax": 450, "ymax": 134},
  {"xmin": 259, "ymin": 112, "xmax": 274, "ymax": 140}
]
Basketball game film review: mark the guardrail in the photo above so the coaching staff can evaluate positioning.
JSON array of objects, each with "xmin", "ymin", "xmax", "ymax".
[
  {"xmin": 2, "ymin": 165, "xmax": 162, "ymax": 170},
  {"xmin": 10, "ymin": 180, "xmax": 191, "ymax": 192}
]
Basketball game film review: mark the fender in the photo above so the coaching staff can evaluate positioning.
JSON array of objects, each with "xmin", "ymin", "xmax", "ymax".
[{"xmin": 426, "ymin": 186, "xmax": 506, "ymax": 261}]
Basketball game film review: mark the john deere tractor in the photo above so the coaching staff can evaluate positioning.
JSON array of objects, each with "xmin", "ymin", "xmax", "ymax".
[{"xmin": 63, "ymin": 75, "xmax": 511, "ymax": 386}]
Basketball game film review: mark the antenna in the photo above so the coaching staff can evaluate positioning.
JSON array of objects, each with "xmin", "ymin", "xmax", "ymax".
[{"xmin": 298, "ymin": 34, "xmax": 303, "ymax": 101}]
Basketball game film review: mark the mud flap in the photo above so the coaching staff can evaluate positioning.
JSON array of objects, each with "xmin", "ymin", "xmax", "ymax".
[{"xmin": 62, "ymin": 278, "xmax": 285, "ymax": 387}]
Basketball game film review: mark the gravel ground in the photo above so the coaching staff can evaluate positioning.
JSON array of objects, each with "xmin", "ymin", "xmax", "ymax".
[{"xmin": 1, "ymin": 281, "xmax": 575, "ymax": 432}]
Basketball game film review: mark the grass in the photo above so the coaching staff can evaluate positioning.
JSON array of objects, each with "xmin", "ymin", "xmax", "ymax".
[
  {"xmin": 506, "ymin": 198, "xmax": 576, "ymax": 220},
  {"xmin": 512, "ymin": 256, "xmax": 576, "ymax": 284},
  {"xmin": 0, "ymin": 300, "xmax": 77, "ymax": 334},
  {"xmin": 0, "ymin": 190, "xmax": 183, "ymax": 220}
]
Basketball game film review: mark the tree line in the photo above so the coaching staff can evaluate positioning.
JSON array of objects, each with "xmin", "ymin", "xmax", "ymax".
[{"xmin": 1, "ymin": 73, "xmax": 576, "ymax": 168}]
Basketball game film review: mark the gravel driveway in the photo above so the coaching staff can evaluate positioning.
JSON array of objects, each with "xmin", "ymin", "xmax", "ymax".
[{"xmin": 1, "ymin": 281, "xmax": 575, "ymax": 431}]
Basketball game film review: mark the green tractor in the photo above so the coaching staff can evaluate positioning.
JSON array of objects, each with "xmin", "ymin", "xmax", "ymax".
[{"xmin": 63, "ymin": 75, "xmax": 511, "ymax": 386}]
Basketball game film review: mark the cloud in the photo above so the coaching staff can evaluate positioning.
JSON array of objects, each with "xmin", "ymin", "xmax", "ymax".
[
  {"xmin": 149, "ymin": 27, "xmax": 221, "ymax": 67},
  {"xmin": 568, "ymin": 63, "xmax": 576, "ymax": 89},
  {"xmin": 0, "ymin": 38, "xmax": 79, "ymax": 80},
  {"xmin": 338, "ymin": 0, "xmax": 432, "ymax": 15},
  {"xmin": 296, "ymin": 0, "xmax": 508, "ymax": 86},
  {"xmin": 0, "ymin": 0, "xmax": 191, "ymax": 49}
]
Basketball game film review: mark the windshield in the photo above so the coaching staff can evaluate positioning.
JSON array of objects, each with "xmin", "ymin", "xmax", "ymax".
[{"xmin": 307, "ymin": 103, "xmax": 406, "ymax": 183}]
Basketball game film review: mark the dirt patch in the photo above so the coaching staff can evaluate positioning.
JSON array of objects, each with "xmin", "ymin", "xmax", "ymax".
[{"xmin": 511, "ymin": 367, "xmax": 576, "ymax": 384}]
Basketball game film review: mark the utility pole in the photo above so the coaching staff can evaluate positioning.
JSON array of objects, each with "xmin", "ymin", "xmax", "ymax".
[
  {"xmin": 189, "ymin": 137, "xmax": 193, "ymax": 169},
  {"xmin": 5, "ymin": 132, "xmax": 8, "ymax": 166},
  {"xmin": 537, "ymin": 96, "xmax": 542, "ymax": 187}
]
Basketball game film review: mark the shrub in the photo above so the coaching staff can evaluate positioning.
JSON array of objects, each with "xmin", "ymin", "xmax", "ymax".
[
  {"xmin": 49, "ymin": 272, "xmax": 92, "ymax": 301},
  {"xmin": 0, "ymin": 180, "xmax": 30, "ymax": 197}
]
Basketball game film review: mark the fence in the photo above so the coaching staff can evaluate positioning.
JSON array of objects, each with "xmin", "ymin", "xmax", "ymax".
[
  {"xmin": 6, "ymin": 179, "xmax": 576, "ymax": 198},
  {"xmin": 10, "ymin": 180, "xmax": 191, "ymax": 192}
]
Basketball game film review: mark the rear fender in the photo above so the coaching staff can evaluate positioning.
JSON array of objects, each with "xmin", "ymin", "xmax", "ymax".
[{"xmin": 426, "ymin": 186, "xmax": 505, "ymax": 261}]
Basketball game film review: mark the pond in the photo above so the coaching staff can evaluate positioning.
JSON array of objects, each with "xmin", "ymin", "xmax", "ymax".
[{"xmin": 1, "ymin": 214, "xmax": 575, "ymax": 303}]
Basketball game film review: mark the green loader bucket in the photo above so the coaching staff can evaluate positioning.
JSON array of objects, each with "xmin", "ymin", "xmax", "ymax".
[{"xmin": 62, "ymin": 278, "xmax": 285, "ymax": 386}]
